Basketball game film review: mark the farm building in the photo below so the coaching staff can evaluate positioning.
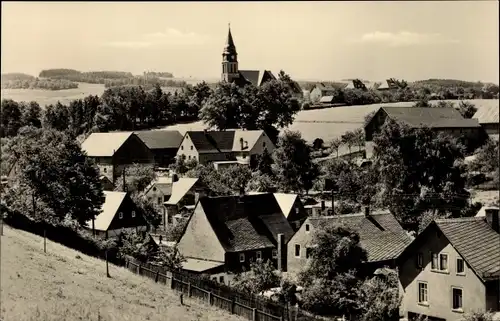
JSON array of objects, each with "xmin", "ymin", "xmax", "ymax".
[
  {"xmin": 473, "ymin": 103, "xmax": 500, "ymax": 136},
  {"xmin": 134, "ymin": 130, "xmax": 183, "ymax": 167}
]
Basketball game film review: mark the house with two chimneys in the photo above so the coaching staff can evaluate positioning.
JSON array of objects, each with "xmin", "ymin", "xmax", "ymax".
[
  {"xmin": 286, "ymin": 206, "xmax": 413, "ymax": 278},
  {"xmin": 176, "ymin": 129, "xmax": 275, "ymax": 169},
  {"xmin": 397, "ymin": 207, "xmax": 500, "ymax": 321},
  {"xmin": 176, "ymin": 192, "xmax": 305, "ymax": 285}
]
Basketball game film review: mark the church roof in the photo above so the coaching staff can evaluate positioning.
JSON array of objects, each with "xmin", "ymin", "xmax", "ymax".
[
  {"xmin": 223, "ymin": 26, "xmax": 237, "ymax": 55},
  {"xmin": 239, "ymin": 70, "xmax": 276, "ymax": 87}
]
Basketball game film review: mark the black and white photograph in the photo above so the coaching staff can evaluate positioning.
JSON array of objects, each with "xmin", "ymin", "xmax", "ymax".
[{"xmin": 1, "ymin": 1, "xmax": 499, "ymax": 321}]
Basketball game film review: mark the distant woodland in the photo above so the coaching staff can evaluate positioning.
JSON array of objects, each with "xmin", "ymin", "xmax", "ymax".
[
  {"xmin": 1, "ymin": 73, "xmax": 78, "ymax": 90},
  {"xmin": 37, "ymin": 69, "xmax": 185, "ymax": 88}
]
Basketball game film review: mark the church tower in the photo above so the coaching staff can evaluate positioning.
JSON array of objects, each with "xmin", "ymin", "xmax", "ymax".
[{"xmin": 221, "ymin": 24, "xmax": 240, "ymax": 83}]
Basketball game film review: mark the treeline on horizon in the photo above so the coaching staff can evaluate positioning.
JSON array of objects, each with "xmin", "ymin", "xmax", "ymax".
[
  {"xmin": 37, "ymin": 68, "xmax": 186, "ymax": 88},
  {"xmin": 1, "ymin": 73, "xmax": 78, "ymax": 91}
]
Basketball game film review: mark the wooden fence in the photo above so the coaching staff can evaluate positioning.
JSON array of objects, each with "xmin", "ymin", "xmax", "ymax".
[{"xmin": 125, "ymin": 258, "xmax": 287, "ymax": 321}]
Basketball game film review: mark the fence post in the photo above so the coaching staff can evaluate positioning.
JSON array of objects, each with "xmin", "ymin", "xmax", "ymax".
[
  {"xmin": 231, "ymin": 299, "xmax": 235, "ymax": 314},
  {"xmin": 208, "ymin": 291, "xmax": 212, "ymax": 305},
  {"xmin": 125, "ymin": 259, "xmax": 129, "ymax": 269},
  {"xmin": 252, "ymin": 308, "xmax": 257, "ymax": 321},
  {"xmin": 137, "ymin": 263, "xmax": 141, "ymax": 275},
  {"xmin": 155, "ymin": 270, "xmax": 160, "ymax": 283},
  {"xmin": 187, "ymin": 282, "xmax": 192, "ymax": 297},
  {"xmin": 171, "ymin": 277, "xmax": 175, "ymax": 289}
]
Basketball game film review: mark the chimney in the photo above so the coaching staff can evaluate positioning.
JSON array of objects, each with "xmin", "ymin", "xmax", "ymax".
[
  {"xmin": 364, "ymin": 205, "xmax": 370, "ymax": 217},
  {"xmin": 172, "ymin": 174, "xmax": 179, "ymax": 182},
  {"xmin": 240, "ymin": 137, "xmax": 244, "ymax": 149},
  {"xmin": 485, "ymin": 207, "xmax": 500, "ymax": 233},
  {"xmin": 277, "ymin": 233, "xmax": 287, "ymax": 272}
]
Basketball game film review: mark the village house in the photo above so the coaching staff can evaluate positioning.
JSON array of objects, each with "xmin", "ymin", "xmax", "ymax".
[
  {"xmin": 134, "ymin": 130, "xmax": 183, "ymax": 168},
  {"xmin": 398, "ymin": 208, "xmax": 500, "ymax": 321},
  {"xmin": 86, "ymin": 191, "xmax": 148, "ymax": 239},
  {"xmin": 286, "ymin": 207, "xmax": 413, "ymax": 277},
  {"xmin": 364, "ymin": 107, "xmax": 484, "ymax": 158},
  {"xmin": 141, "ymin": 175, "xmax": 206, "ymax": 230},
  {"xmin": 472, "ymin": 104, "xmax": 500, "ymax": 138},
  {"xmin": 99, "ymin": 175, "xmax": 114, "ymax": 191},
  {"xmin": 176, "ymin": 129, "xmax": 275, "ymax": 167},
  {"xmin": 309, "ymin": 83, "xmax": 339, "ymax": 103},
  {"xmin": 81, "ymin": 132, "xmax": 155, "ymax": 183},
  {"xmin": 176, "ymin": 193, "xmax": 296, "ymax": 285}
]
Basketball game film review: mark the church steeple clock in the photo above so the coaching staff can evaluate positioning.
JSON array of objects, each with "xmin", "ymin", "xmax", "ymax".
[{"xmin": 222, "ymin": 24, "xmax": 240, "ymax": 83}]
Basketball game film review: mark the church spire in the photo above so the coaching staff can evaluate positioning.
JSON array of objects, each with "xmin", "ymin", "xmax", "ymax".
[
  {"xmin": 224, "ymin": 23, "xmax": 236, "ymax": 54},
  {"xmin": 221, "ymin": 23, "xmax": 239, "ymax": 83}
]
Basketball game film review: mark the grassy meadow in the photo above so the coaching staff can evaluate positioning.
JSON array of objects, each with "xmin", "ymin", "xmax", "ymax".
[{"xmin": 0, "ymin": 225, "xmax": 243, "ymax": 321}]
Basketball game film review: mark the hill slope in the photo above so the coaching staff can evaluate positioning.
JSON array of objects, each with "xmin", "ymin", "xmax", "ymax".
[{"xmin": 0, "ymin": 226, "xmax": 242, "ymax": 321}]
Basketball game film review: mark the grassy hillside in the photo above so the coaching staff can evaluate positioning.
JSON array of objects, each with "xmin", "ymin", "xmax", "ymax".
[{"xmin": 0, "ymin": 226, "xmax": 243, "ymax": 321}]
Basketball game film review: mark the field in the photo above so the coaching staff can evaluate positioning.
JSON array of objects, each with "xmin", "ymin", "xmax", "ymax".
[{"xmin": 0, "ymin": 225, "xmax": 243, "ymax": 321}]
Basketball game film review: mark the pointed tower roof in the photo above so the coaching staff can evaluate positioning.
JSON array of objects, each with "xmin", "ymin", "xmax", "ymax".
[{"xmin": 223, "ymin": 24, "xmax": 237, "ymax": 55}]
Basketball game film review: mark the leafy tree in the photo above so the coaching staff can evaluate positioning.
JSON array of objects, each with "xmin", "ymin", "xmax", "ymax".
[
  {"xmin": 456, "ymin": 101, "xmax": 478, "ymax": 119},
  {"xmin": 341, "ymin": 131, "xmax": 356, "ymax": 154},
  {"xmin": 164, "ymin": 219, "xmax": 188, "ymax": 242},
  {"xmin": 433, "ymin": 101, "xmax": 455, "ymax": 109},
  {"xmin": 168, "ymin": 155, "xmax": 198, "ymax": 175},
  {"xmin": 312, "ymin": 138, "xmax": 324, "ymax": 150},
  {"xmin": 255, "ymin": 148, "xmax": 274, "ymax": 176},
  {"xmin": 43, "ymin": 102, "xmax": 70, "ymax": 131},
  {"xmin": 469, "ymin": 139, "xmax": 499, "ymax": 173},
  {"xmin": 356, "ymin": 269, "xmax": 401, "ymax": 321},
  {"xmin": 219, "ymin": 165, "xmax": 252, "ymax": 193},
  {"xmin": 413, "ymin": 98, "xmax": 431, "ymax": 107},
  {"xmin": 114, "ymin": 164, "xmax": 157, "ymax": 193},
  {"xmin": 272, "ymin": 130, "xmax": 319, "ymax": 193},
  {"xmin": 185, "ymin": 164, "xmax": 233, "ymax": 196},
  {"xmin": 131, "ymin": 194, "xmax": 162, "ymax": 229},
  {"xmin": 1, "ymin": 99, "xmax": 23, "ymax": 137},
  {"xmin": 352, "ymin": 128, "xmax": 365, "ymax": 152},
  {"xmin": 117, "ymin": 231, "xmax": 158, "ymax": 263},
  {"xmin": 9, "ymin": 128, "xmax": 105, "ymax": 225},
  {"xmin": 150, "ymin": 245, "xmax": 185, "ymax": 270},
  {"xmin": 329, "ymin": 138, "xmax": 343, "ymax": 158},
  {"xmin": 246, "ymin": 172, "xmax": 276, "ymax": 193},
  {"xmin": 20, "ymin": 101, "xmax": 42, "ymax": 128},
  {"xmin": 231, "ymin": 259, "xmax": 281, "ymax": 294},
  {"xmin": 372, "ymin": 119, "xmax": 469, "ymax": 231}
]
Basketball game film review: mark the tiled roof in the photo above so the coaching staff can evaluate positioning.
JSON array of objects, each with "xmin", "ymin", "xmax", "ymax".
[
  {"xmin": 307, "ymin": 211, "xmax": 412, "ymax": 262},
  {"xmin": 87, "ymin": 191, "xmax": 127, "ymax": 231},
  {"xmin": 81, "ymin": 132, "xmax": 133, "ymax": 157},
  {"xmin": 199, "ymin": 194, "xmax": 295, "ymax": 252},
  {"xmin": 182, "ymin": 258, "xmax": 225, "ymax": 273},
  {"xmin": 134, "ymin": 130, "xmax": 183, "ymax": 150},
  {"xmin": 164, "ymin": 178, "xmax": 199, "ymax": 205},
  {"xmin": 472, "ymin": 103, "xmax": 500, "ymax": 125},
  {"xmin": 239, "ymin": 70, "xmax": 276, "ymax": 87},
  {"xmin": 186, "ymin": 130, "xmax": 265, "ymax": 153},
  {"xmin": 382, "ymin": 107, "xmax": 481, "ymax": 129},
  {"xmin": 434, "ymin": 217, "xmax": 500, "ymax": 280}
]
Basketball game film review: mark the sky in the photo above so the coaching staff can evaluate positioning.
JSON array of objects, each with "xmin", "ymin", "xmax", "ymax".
[{"xmin": 1, "ymin": 1, "xmax": 499, "ymax": 83}]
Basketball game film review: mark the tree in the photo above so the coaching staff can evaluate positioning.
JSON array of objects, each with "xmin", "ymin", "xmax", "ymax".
[
  {"xmin": 1, "ymin": 99, "xmax": 22, "ymax": 137},
  {"xmin": 352, "ymin": 128, "xmax": 365, "ymax": 152},
  {"xmin": 312, "ymin": 138, "xmax": 324, "ymax": 150},
  {"xmin": 372, "ymin": 119, "xmax": 469, "ymax": 231},
  {"xmin": 330, "ymin": 138, "xmax": 343, "ymax": 158},
  {"xmin": 246, "ymin": 172, "xmax": 276, "ymax": 193},
  {"xmin": 185, "ymin": 164, "xmax": 233, "ymax": 196},
  {"xmin": 20, "ymin": 101, "xmax": 42, "ymax": 128},
  {"xmin": 469, "ymin": 139, "xmax": 499, "ymax": 173},
  {"xmin": 255, "ymin": 148, "xmax": 274, "ymax": 176},
  {"xmin": 219, "ymin": 165, "xmax": 252, "ymax": 193},
  {"xmin": 114, "ymin": 164, "xmax": 157, "ymax": 193},
  {"xmin": 413, "ymin": 98, "xmax": 431, "ymax": 107},
  {"xmin": 10, "ymin": 128, "xmax": 105, "ymax": 225},
  {"xmin": 341, "ymin": 131, "xmax": 356, "ymax": 154},
  {"xmin": 272, "ymin": 130, "xmax": 319, "ymax": 193},
  {"xmin": 131, "ymin": 194, "xmax": 162, "ymax": 229},
  {"xmin": 456, "ymin": 101, "xmax": 478, "ymax": 119},
  {"xmin": 231, "ymin": 259, "xmax": 281, "ymax": 294},
  {"xmin": 43, "ymin": 102, "xmax": 70, "ymax": 131},
  {"xmin": 433, "ymin": 101, "xmax": 455, "ymax": 109},
  {"xmin": 299, "ymin": 223, "xmax": 368, "ymax": 318},
  {"xmin": 357, "ymin": 269, "xmax": 401, "ymax": 321},
  {"xmin": 169, "ymin": 155, "xmax": 198, "ymax": 175}
]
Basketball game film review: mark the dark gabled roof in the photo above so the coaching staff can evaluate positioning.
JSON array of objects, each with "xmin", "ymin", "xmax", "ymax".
[
  {"xmin": 307, "ymin": 211, "xmax": 412, "ymax": 263},
  {"xmin": 381, "ymin": 107, "xmax": 481, "ymax": 129},
  {"xmin": 199, "ymin": 194, "xmax": 295, "ymax": 252},
  {"xmin": 239, "ymin": 70, "xmax": 276, "ymax": 87},
  {"xmin": 187, "ymin": 131, "xmax": 235, "ymax": 153},
  {"xmin": 434, "ymin": 217, "xmax": 500, "ymax": 281},
  {"xmin": 134, "ymin": 130, "xmax": 183, "ymax": 150}
]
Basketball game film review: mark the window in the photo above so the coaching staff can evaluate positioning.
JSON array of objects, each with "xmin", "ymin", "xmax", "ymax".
[
  {"xmin": 305, "ymin": 224, "xmax": 310, "ymax": 232},
  {"xmin": 440, "ymin": 254, "xmax": 448, "ymax": 271},
  {"xmin": 295, "ymin": 244, "xmax": 301, "ymax": 257},
  {"xmin": 103, "ymin": 167, "xmax": 107, "ymax": 173},
  {"xmin": 181, "ymin": 146, "xmax": 184, "ymax": 150},
  {"xmin": 417, "ymin": 252, "xmax": 423, "ymax": 268},
  {"xmin": 272, "ymin": 249, "xmax": 277, "ymax": 259},
  {"xmin": 190, "ymin": 146, "xmax": 193, "ymax": 150},
  {"xmin": 431, "ymin": 252, "xmax": 438, "ymax": 270},
  {"xmin": 188, "ymin": 155, "xmax": 191, "ymax": 160},
  {"xmin": 243, "ymin": 154, "xmax": 246, "ymax": 159},
  {"xmin": 118, "ymin": 212, "xmax": 123, "ymax": 219},
  {"xmin": 418, "ymin": 282, "xmax": 428, "ymax": 305},
  {"xmin": 306, "ymin": 247, "xmax": 313, "ymax": 259},
  {"xmin": 153, "ymin": 187, "xmax": 157, "ymax": 192},
  {"xmin": 263, "ymin": 142, "xmax": 266, "ymax": 148},
  {"xmin": 256, "ymin": 251, "xmax": 262, "ymax": 260},
  {"xmin": 239, "ymin": 253, "xmax": 245, "ymax": 262},
  {"xmin": 219, "ymin": 276, "xmax": 225, "ymax": 284},
  {"xmin": 131, "ymin": 211, "xmax": 136, "ymax": 218},
  {"xmin": 456, "ymin": 258, "xmax": 465, "ymax": 274},
  {"xmin": 158, "ymin": 197, "xmax": 162, "ymax": 205},
  {"xmin": 452, "ymin": 288, "xmax": 463, "ymax": 311}
]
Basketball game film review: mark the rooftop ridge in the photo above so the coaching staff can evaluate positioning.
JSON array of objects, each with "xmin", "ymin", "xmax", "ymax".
[{"xmin": 435, "ymin": 217, "xmax": 486, "ymax": 223}]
